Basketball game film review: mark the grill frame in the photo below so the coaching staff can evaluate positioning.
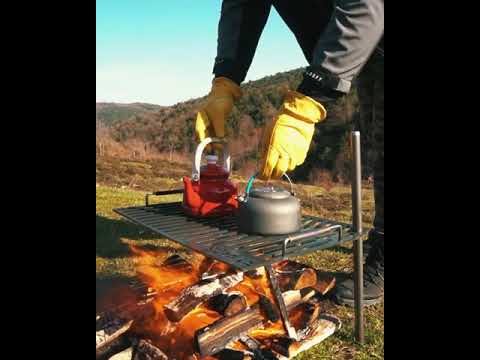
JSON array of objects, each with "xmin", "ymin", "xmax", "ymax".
[{"xmin": 114, "ymin": 201, "xmax": 361, "ymax": 272}]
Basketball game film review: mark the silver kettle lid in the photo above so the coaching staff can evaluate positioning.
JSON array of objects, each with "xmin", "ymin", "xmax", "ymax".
[{"xmin": 249, "ymin": 186, "xmax": 291, "ymax": 200}]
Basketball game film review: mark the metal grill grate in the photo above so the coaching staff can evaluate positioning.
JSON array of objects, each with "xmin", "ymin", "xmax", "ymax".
[{"xmin": 114, "ymin": 202, "xmax": 360, "ymax": 271}]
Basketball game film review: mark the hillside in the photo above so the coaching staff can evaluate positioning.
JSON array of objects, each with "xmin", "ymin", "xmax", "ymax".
[
  {"xmin": 96, "ymin": 68, "xmax": 369, "ymax": 182},
  {"xmin": 96, "ymin": 102, "xmax": 164, "ymax": 126}
]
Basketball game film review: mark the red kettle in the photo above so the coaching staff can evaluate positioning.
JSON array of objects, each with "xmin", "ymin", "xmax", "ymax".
[{"xmin": 182, "ymin": 138, "xmax": 238, "ymax": 217}]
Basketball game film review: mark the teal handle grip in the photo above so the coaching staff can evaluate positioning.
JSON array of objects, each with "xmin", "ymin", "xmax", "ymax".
[
  {"xmin": 244, "ymin": 172, "xmax": 295, "ymax": 198},
  {"xmin": 245, "ymin": 173, "xmax": 258, "ymax": 196}
]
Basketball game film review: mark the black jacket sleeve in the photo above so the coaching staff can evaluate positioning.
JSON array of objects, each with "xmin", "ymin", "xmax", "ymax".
[
  {"xmin": 214, "ymin": 0, "xmax": 271, "ymax": 84},
  {"xmin": 306, "ymin": 0, "xmax": 384, "ymax": 94}
]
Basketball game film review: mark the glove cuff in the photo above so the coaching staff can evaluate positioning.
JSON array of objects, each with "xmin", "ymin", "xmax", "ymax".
[
  {"xmin": 301, "ymin": 68, "xmax": 351, "ymax": 94},
  {"xmin": 297, "ymin": 72, "xmax": 344, "ymax": 105},
  {"xmin": 282, "ymin": 90, "xmax": 327, "ymax": 124},
  {"xmin": 212, "ymin": 77, "xmax": 243, "ymax": 100}
]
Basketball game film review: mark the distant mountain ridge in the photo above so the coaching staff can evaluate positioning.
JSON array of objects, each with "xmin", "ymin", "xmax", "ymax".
[
  {"xmin": 95, "ymin": 69, "xmax": 306, "ymax": 127},
  {"xmin": 96, "ymin": 102, "xmax": 164, "ymax": 126}
]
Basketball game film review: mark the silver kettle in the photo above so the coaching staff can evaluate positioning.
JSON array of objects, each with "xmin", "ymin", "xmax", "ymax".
[{"xmin": 237, "ymin": 174, "xmax": 301, "ymax": 235}]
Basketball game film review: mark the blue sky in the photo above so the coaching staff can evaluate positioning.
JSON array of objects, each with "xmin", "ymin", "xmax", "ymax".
[{"xmin": 96, "ymin": 0, "xmax": 307, "ymax": 106}]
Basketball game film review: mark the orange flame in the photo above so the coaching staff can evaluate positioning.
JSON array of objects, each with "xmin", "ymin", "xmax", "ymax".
[{"xmin": 126, "ymin": 245, "xmax": 302, "ymax": 358}]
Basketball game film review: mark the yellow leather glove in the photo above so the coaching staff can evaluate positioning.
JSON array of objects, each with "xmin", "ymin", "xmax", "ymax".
[
  {"xmin": 195, "ymin": 77, "xmax": 242, "ymax": 147},
  {"xmin": 258, "ymin": 90, "xmax": 327, "ymax": 180}
]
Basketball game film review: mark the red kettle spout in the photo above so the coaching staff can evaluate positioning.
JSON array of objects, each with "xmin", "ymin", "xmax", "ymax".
[{"xmin": 183, "ymin": 176, "xmax": 201, "ymax": 208}]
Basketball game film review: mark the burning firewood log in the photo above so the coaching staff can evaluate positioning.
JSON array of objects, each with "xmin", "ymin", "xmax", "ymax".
[
  {"xmin": 312, "ymin": 272, "xmax": 336, "ymax": 295},
  {"xmin": 214, "ymin": 348, "xmax": 248, "ymax": 360},
  {"xmin": 239, "ymin": 335, "xmax": 279, "ymax": 360},
  {"xmin": 201, "ymin": 259, "xmax": 231, "ymax": 278},
  {"xmin": 163, "ymin": 272, "xmax": 244, "ymax": 322},
  {"xmin": 258, "ymin": 295, "xmax": 280, "ymax": 323},
  {"xmin": 184, "ymin": 355, "xmax": 199, "ymax": 360},
  {"xmin": 96, "ymin": 318, "xmax": 133, "ymax": 359},
  {"xmin": 108, "ymin": 346, "xmax": 133, "ymax": 360},
  {"xmin": 294, "ymin": 298, "xmax": 322, "ymax": 332},
  {"xmin": 271, "ymin": 314, "xmax": 341, "ymax": 359},
  {"xmin": 244, "ymin": 267, "xmax": 265, "ymax": 279},
  {"xmin": 194, "ymin": 288, "xmax": 317, "ymax": 358},
  {"xmin": 96, "ymin": 297, "xmax": 155, "ymax": 359},
  {"xmin": 99, "ymin": 339, "xmax": 133, "ymax": 360},
  {"xmin": 277, "ymin": 267, "xmax": 317, "ymax": 291},
  {"xmin": 97, "ymin": 336, "xmax": 132, "ymax": 360},
  {"xmin": 132, "ymin": 339, "xmax": 169, "ymax": 360},
  {"xmin": 160, "ymin": 254, "xmax": 192, "ymax": 270},
  {"xmin": 97, "ymin": 301, "xmax": 155, "ymax": 332},
  {"xmin": 194, "ymin": 304, "xmax": 265, "ymax": 357},
  {"xmin": 239, "ymin": 334, "xmax": 262, "ymax": 350},
  {"xmin": 283, "ymin": 288, "xmax": 316, "ymax": 310},
  {"xmin": 276, "ymin": 261, "xmax": 336, "ymax": 296},
  {"xmin": 208, "ymin": 292, "xmax": 248, "ymax": 317}
]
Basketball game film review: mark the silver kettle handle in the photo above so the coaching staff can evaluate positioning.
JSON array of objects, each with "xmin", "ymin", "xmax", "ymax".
[
  {"xmin": 192, "ymin": 137, "xmax": 231, "ymax": 181},
  {"xmin": 244, "ymin": 172, "xmax": 295, "ymax": 199}
]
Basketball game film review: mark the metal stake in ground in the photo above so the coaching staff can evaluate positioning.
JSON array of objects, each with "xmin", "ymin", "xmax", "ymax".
[{"xmin": 351, "ymin": 131, "xmax": 364, "ymax": 344}]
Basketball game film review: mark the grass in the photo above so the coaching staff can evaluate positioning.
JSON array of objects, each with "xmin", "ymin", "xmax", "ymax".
[
  {"xmin": 96, "ymin": 156, "xmax": 187, "ymax": 191},
  {"xmin": 96, "ymin": 160, "xmax": 383, "ymax": 359}
]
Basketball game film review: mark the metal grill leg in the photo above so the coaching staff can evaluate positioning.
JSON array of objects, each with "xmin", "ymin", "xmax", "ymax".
[
  {"xmin": 264, "ymin": 264, "xmax": 297, "ymax": 340},
  {"xmin": 351, "ymin": 131, "xmax": 365, "ymax": 344}
]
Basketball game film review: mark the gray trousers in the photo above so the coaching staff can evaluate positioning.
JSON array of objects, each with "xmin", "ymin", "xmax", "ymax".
[{"xmin": 357, "ymin": 53, "xmax": 384, "ymax": 236}]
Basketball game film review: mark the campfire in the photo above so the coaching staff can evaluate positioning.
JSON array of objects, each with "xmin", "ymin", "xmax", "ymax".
[{"xmin": 96, "ymin": 246, "xmax": 341, "ymax": 360}]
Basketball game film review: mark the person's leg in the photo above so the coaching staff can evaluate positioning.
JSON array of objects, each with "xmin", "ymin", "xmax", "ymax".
[
  {"xmin": 362, "ymin": 51, "xmax": 384, "ymax": 245},
  {"xmin": 272, "ymin": 0, "xmax": 333, "ymax": 64},
  {"xmin": 355, "ymin": 59, "xmax": 376, "ymax": 261},
  {"xmin": 371, "ymin": 56, "xmax": 384, "ymax": 237},
  {"xmin": 367, "ymin": 51, "xmax": 384, "ymax": 278},
  {"xmin": 335, "ymin": 52, "xmax": 384, "ymax": 307}
]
